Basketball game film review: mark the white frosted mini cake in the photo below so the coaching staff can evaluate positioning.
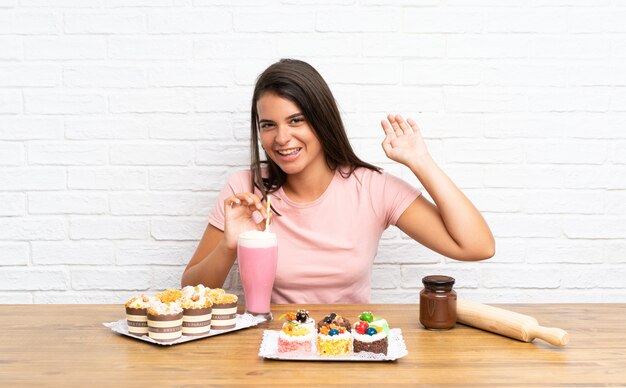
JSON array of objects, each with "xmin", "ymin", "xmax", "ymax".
[{"xmin": 147, "ymin": 301, "xmax": 184, "ymax": 342}]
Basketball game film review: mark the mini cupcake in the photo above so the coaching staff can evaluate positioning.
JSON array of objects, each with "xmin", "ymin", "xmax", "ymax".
[
  {"xmin": 147, "ymin": 301, "xmax": 183, "ymax": 342},
  {"xmin": 180, "ymin": 285, "xmax": 213, "ymax": 336},
  {"xmin": 277, "ymin": 313, "xmax": 314, "ymax": 353},
  {"xmin": 124, "ymin": 294, "xmax": 156, "ymax": 336},
  {"xmin": 316, "ymin": 313, "xmax": 351, "ymax": 356},
  {"xmin": 208, "ymin": 288, "xmax": 238, "ymax": 330},
  {"xmin": 352, "ymin": 311, "xmax": 389, "ymax": 355}
]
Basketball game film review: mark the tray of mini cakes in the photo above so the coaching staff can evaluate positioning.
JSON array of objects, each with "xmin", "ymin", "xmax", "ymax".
[
  {"xmin": 103, "ymin": 285, "xmax": 267, "ymax": 345},
  {"xmin": 258, "ymin": 310, "xmax": 408, "ymax": 361}
]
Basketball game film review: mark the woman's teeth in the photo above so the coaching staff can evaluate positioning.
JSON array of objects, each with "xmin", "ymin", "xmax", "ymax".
[{"xmin": 277, "ymin": 148, "xmax": 301, "ymax": 156}]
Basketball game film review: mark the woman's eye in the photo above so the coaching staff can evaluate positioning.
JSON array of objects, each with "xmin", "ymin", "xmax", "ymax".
[
  {"xmin": 260, "ymin": 123, "xmax": 274, "ymax": 130},
  {"xmin": 291, "ymin": 117, "xmax": 304, "ymax": 124}
]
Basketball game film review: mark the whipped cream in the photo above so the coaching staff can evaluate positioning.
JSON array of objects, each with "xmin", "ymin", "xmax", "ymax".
[
  {"xmin": 126, "ymin": 294, "xmax": 156, "ymax": 309},
  {"xmin": 238, "ymin": 230, "xmax": 277, "ymax": 248},
  {"xmin": 148, "ymin": 300, "xmax": 183, "ymax": 315}
]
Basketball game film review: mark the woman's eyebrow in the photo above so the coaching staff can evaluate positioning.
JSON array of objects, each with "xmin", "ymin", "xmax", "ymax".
[{"xmin": 259, "ymin": 112, "xmax": 303, "ymax": 124}]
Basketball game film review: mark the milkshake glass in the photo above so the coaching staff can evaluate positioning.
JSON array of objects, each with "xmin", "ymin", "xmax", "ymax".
[{"xmin": 237, "ymin": 230, "xmax": 278, "ymax": 320}]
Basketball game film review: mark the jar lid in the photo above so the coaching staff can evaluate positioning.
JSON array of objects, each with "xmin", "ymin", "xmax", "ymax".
[{"xmin": 422, "ymin": 275, "xmax": 455, "ymax": 287}]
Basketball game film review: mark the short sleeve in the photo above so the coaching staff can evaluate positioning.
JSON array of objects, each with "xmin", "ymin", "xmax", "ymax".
[
  {"xmin": 374, "ymin": 172, "xmax": 421, "ymax": 228},
  {"xmin": 208, "ymin": 170, "xmax": 252, "ymax": 231}
]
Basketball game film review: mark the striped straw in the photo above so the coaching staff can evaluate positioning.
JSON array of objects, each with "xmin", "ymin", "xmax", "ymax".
[{"xmin": 264, "ymin": 196, "xmax": 272, "ymax": 232}]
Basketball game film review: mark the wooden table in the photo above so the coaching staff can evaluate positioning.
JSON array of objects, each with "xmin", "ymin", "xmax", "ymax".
[{"xmin": 1, "ymin": 304, "xmax": 625, "ymax": 386}]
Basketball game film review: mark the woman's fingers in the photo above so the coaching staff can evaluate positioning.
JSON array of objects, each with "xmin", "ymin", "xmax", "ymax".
[
  {"xmin": 395, "ymin": 114, "xmax": 413, "ymax": 134},
  {"xmin": 387, "ymin": 113, "xmax": 404, "ymax": 137},
  {"xmin": 381, "ymin": 119, "xmax": 396, "ymax": 139},
  {"xmin": 225, "ymin": 193, "xmax": 267, "ymax": 218},
  {"xmin": 407, "ymin": 117, "xmax": 421, "ymax": 134}
]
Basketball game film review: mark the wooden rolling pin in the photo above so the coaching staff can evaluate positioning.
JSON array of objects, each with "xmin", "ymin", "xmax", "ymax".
[{"xmin": 456, "ymin": 299, "xmax": 569, "ymax": 346}]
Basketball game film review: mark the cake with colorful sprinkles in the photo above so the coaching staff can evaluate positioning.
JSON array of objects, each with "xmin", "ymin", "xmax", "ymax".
[
  {"xmin": 352, "ymin": 311, "xmax": 389, "ymax": 355},
  {"xmin": 316, "ymin": 312, "xmax": 352, "ymax": 356},
  {"xmin": 277, "ymin": 311, "xmax": 314, "ymax": 353}
]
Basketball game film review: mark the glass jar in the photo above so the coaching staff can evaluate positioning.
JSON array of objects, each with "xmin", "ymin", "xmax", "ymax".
[{"xmin": 419, "ymin": 275, "xmax": 457, "ymax": 330}]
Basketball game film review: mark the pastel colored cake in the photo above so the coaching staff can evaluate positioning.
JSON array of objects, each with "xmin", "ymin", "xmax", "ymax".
[
  {"xmin": 147, "ymin": 302, "xmax": 184, "ymax": 342},
  {"xmin": 352, "ymin": 311, "xmax": 389, "ymax": 355},
  {"xmin": 316, "ymin": 313, "xmax": 352, "ymax": 356},
  {"xmin": 208, "ymin": 289, "xmax": 238, "ymax": 330},
  {"xmin": 180, "ymin": 285, "xmax": 213, "ymax": 336},
  {"xmin": 277, "ymin": 310, "xmax": 315, "ymax": 353},
  {"xmin": 124, "ymin": 294, "xmax": 156, "ymax": 336}
]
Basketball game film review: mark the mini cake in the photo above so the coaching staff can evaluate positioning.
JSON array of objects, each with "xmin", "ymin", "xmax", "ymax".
[
  {"xmin": 155, "ymin": 288, "xmax": 183, "ymax": 303},
  {"xmin": 277, "ymin": 313, "xmax": 314, "ymax": 353},
  {"xmin": 180, "ymin": 285, "xmax": 213, "ymax": 336},
  {"xmin": 124, "ymin": 294, "xmax": 156, "ymax": 336},
  {"xmin": 147, "ymin": 301, "xmax": 184, "ymax": 342},
  {"xmin": 208, "ymin": 288, "xmax": 238, "ymax": 330},
  {"xmin": 352, "ymin": 311, "xmax": 389, "ymax": 355},
  {"xmin": 316, "ymin": 313, "xmax": 351, "ymax": 356}
]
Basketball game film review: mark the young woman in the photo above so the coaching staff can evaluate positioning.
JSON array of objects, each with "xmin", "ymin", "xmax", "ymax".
[{"xmin": 182, "ymin": 59, "xmax": 495, "ymax": 303}]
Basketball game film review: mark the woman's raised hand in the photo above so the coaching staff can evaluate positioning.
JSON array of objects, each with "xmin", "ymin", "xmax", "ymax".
[
  {"xmin": 222, "ymin": 193, "xmax": 268, "ymax": 250},
  {"xmin": 381, "ymin": 114, "xmax": 431, "ymax": 170}
]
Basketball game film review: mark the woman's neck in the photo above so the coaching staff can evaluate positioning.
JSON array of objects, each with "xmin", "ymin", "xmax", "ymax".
[{"xmin": 282, "ymin": 165, "xmax": 335, "ymax": 203}]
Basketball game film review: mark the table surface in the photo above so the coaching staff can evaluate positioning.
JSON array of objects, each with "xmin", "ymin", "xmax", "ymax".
[{"xmin": 1, "ymin": 303, "xmax": 625, "ymax": 386}]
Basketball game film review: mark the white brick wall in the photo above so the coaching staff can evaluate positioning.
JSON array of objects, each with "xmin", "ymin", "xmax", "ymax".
[{"xmin": 1, "ymin": 1, "xmax": 625, "ymax": 304}]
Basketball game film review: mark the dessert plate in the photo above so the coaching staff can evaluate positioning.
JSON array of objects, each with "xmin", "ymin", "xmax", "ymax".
[
  {"xmin": 258, "ymin": 328, "xmax": 408, "ymax": 361},
  {"xmin": 104, "ymin": 313, "xmax": 266, "ymax": 346}
]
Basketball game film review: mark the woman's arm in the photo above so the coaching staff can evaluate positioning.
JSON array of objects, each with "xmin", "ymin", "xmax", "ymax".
[
  {"xmin": 382, "ymin": 114, "xmax": 495, "ymax": 261},
  {"xmin": 181, "ymin": 192, "xmax": 268, "ymax": 287}
]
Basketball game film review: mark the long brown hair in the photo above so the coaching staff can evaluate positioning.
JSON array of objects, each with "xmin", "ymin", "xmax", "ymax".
[{"xmin": 250, "ymin": 59, "xmax": 381, "ymax": 202}]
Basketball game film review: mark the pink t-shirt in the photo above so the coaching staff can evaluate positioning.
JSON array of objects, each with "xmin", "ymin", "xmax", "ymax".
[{"xmin": 208, "ymin": 167, "xmax": 421, "ymax": 304}]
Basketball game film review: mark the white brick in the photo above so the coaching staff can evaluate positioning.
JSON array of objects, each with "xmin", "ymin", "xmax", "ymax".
[
  {"xmin": 563, "ymin": 216, "xmax": 626, "ymax": 238},
  {"xmin": 400, "ymin": 266, "xmax": 480, "ymax": 289},
  {"xmin": 0, "ymin": 37, "xmax": 21, "ymax": 60},
  {"xmin": 371, "ymin": 266, "xmax": 401, "ymax": 289},
  {"xmin": 487, "ymin": 238, "xmax": 525, "ymax": 264},
  {"xmin": 362, "ymin": 0, "xmax": 436, "ymax": 4},
  {"xmin": 63, "ymin": 66, "xmax": 147, "ymax": 88},
  {"xmin": 0, "ymin": 142, "xmax": 24, "ymax": 166},
  {"xmin": 0, "ymin": 293, "xmax": 33, "ymax": 304},
  {"xmin": 525, "ymin": 140, "xmax": 607, "ymax": 164},
  {"xmin": 151, "ymin": 218, "xmax": 207, "ymax": 240},
  {"xmin": 444, "ymin": 165, "xmax": 484, "ymax": 189},
  {"xmin": 483, "ymin": 64, "xmax": 568, "ymax": 87},
  {"xmin": 0, "ymin": 90, "xmax": 22, "ymax": 114},
  {"xmin": 149, "ymin": 167, "xmax": 229, "ymax": 191},
  {"xmin": 151, "ymin": 266, "xmax": 186, "ymax": 290},
  {"xmin": 21, "ymin": 0, "xmax": 101, "ymax": 6},
  {"xmin": 0, "ymin": 268, "xmax": 68, "ymax": 290},
  {"xmin": 148, "ymin": 116, "xmax": 232, "ymax": 140},
  {"xmin": 447, "ymin": 0, "xmax": 523, "ymax": 5},
  {"xmin": 110, "ymin": 143, "xmax": 194, "ymax": 166},
  {"xmin": 149, "ymin": 10, "xmax": 231, "ymax": 33},
  {"xmin": 403, "ymin": 10, "xmax": 482, "ymax": 33},
  {"xmin": 481, "ymin": 266, "xmax": 560, "ymax": 288},
  {"xmin": 193, "ymin": 89, "xmax": 251, "ymax": 113},
  {"xmin": 33, "ymin": 291, "xmax": 130, "ymax": 304},
  {"xmin": 316, "ymin": 62, "xmax": 399, "ymax": 85},
  {"xmin": 68, "ymin": 168, "xmax": 147, "ymax": 190},
  {"xmin": 483, "ymin": 165, "xmax": 563, "ymax": 189},
  {"xmin": 375, "ymin": 241, "xmax": 442, "ymax": 264},
  {"xmin": 562, "ymin": 267, "xmax": 626, "ymax": 289},
  {"xmin": 0, "ymin": 118, "xmax": 63, "ymax": 140},
  {"xmin": 32, "ymin": 242, "xmax": 115, "ymax": 265},
  {"xmin": 486, "ymin": 214, "xmax": 562, "ymax": 238},
  {"xmin": 486, "ymin": 10, "xmax": 567, "ymax": 33},
  {"xmin": 70, "ymin": 217, "xmax": 149, "ymax": 240},
  {"xmin": 403, "ymin": 61, "xmax": 481, "ymax": 86},
  {"xmin": 28, "ymin": 142, "xmax": 107, "ymax": 166},
  {"xmin": 0, "ymin": 217, "xmax": 65, "ymax": 240},
  {"xmin": 447, "ymin": 35, "xmax": 529, "ymax": 58},
  {"xmin": 71, "ymin": 268, "xmax": 151, "ymax": 290},
  {"xmin": 526, "ymin": 239, "xmax": 604, "ymax": 264},
  {"xmin": 445, "ymin": 139, "xmax": 524, "ymax": 164},
  {"xmin": 0, "ymin": 168, "xmax": 66, "ymax": 191},
  {"xmin": 524, "ymin": 190, "xmax": 604, "ymax": 214},
  {"xmin": 106, "ymin": 0, "xmax": 172, "ymax": 6},
  {"xmin": 64, "ymin": 11, "xmax": 145, "ymax": 34},
  {"xmin": 464, "ymin": 189, "xmax": 522, "ymax": 213},
  {"xmin": 194, "ymin": 37, "xmax": 276, "ymax": 59},
  {"xmin": 363, "ymin": 34, "xmax": 444, "ymax": 58},
  {"xmin": 607, "ymin": 167, "xmax": 626, "ymax": 189},
  {"xmin": 108, "ymin": 37, "xmax": 191, "ymax": 60},
  {"xmin": 606, "ymin": 241, "xmax": 626, "ymax": 263},
  {"xmin": 194, "ymin": 0, "xmax": 272, "ymax": 4},
  {"xmin": 606, "ymin": 191, "xmax": 626, "ymax": 214},
  {"xmin": 0, "ymin": 11, "xmax": 59, "ymax": 34},
  {"xmin": 359, "ymin": 87, "xmax": 442, "ymax": 113},
  {"xmin": 484, "ymin": 116, "xmax": 563, "ymax": 138},
  {"xmin": 24, "ymin": 92, "xmax": 106, "ymax": 114},
  {"xmin": 530, "ymin": 36, "xmax": 609, "ymax": 59},
  {"xmin": 109, "ymin": 90, "xmax": 191, "ymax": 113},
  {"xmin": 568, "ymin": 10, "xmax": 626, "ymax": 33},
  {"xmin": 24, "ymin": 37, "xmax": 105, "ymax": 59},
  {"xmin": 444, "ymin": 87, "xmax": 526, "ymax": 113},
  {"xmin": 562, "ymin": 166, "xmax": 609, "ymax": 189},
  {"xmin": 371, "ymin": 290, "xmax": 419, "ymax": 304},
  {"xmin": 614, "ymin": 38, "xmax": 626, "ymax": 59},
  {"xmin": 65, "ymin": 117, "xmax": 148, "ymax": 139},
  {"xmin": 110, "ymin": 192, "xmax": 211, "ymax": 216},
  {"xmin": 117, "ymin": 242, "xmax": 194, "ymax": 265},
  {"xmin": 276, "ymin": 35, "xmax": 360, "ymax": 58},
  {"xmin": 28, "ymin": 192, "xmax": 108, "ymax": 214},
  {"xmin": 195, "ymin": 143, "xmax": 251, "ymax": 166},
  {"xmin": 529, "ymin": 0, "xmax": 608, "ymax": 5},
  {"xmin": 148, "ymin": 64, "xmax": 230, "ymax": 87},
  {"xmin": 568, "ymin": 64, "xmax": 626, "ymax": 86},
  {"xmin": 0, "ymin": 243, "xmax": 29, "ymax": 266},
  {"xmin": 0, "ymin": 193, "xmax": 25, "ymax": 216},
  {"xmin": 529, "ymin": 88, "xmax": 610, "ymax": 113},
  {"xmin": 234, "ymin": 11, "xmax": 313, "ymax": 32},
  {"xmin": 317, "ymin": 8, "xmax": 400, "ymax": 32},
  {"xmin": 0, "ymin": 65, "xmax": 60, "ymax": 87}
]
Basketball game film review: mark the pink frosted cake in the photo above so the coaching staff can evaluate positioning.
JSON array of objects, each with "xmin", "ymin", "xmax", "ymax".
[
  {"xmin": 277, "ymin": 311, "xmax": 314, "ymax": 353},
  {"xmin": 124, "ymin": 294, "xmax": 157, "ymax": 336}
]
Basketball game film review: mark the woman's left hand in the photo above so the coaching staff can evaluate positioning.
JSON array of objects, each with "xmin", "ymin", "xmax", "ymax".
[{"xmin": 381, "ymin": 114, "xmax": 431, "ymax": 170}]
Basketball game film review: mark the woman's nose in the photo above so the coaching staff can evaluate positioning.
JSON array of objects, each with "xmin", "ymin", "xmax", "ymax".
[{"xmin": 274, "ymin": 124, "xmax": 292, "ymax": 145}]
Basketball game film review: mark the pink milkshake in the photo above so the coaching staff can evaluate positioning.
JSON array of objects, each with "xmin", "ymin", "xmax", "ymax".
[{"xmin": 237, "ymin": 230, "xmax": 277, "ymax": 320}]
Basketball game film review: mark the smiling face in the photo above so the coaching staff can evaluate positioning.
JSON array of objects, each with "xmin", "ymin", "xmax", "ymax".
[{"xmin": 257, "ymin": 92, "xmax": 327, "ymax": 178}]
